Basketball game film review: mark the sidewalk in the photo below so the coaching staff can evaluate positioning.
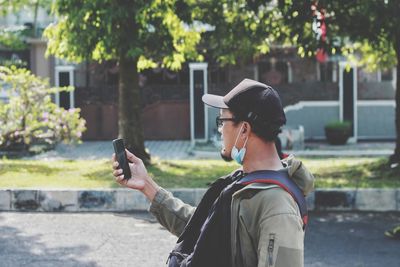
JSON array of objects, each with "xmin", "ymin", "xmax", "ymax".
[
  {"xmin": 294, "ymin": 141, "xmax": 395, "ymax": 157},
  {"xmin": 25, "ymin": 140, "xmax": 192, "ymax": 161},
  {"xmin": 25, "ymin": 140, "xmax": 396, "ymax": 160}
]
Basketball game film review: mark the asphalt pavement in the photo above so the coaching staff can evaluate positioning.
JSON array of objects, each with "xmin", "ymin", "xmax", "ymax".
[{"xmin": 0, "ymin": 211, "xmax": 399, "ymax": 267}]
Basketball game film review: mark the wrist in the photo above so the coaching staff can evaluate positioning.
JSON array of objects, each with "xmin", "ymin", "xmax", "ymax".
[{"xmin": 141, "ymin": 176, "xmax": 160, "ymax": 202}]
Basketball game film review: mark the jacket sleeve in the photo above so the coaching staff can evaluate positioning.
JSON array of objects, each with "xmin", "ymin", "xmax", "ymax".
[
  {"xmin": 255, "ymin": 190, "xmax": 304, "ymax": 267},
  {"xmin": 149, "ymin": 187, "xmax": 196, "ymax": 237},
  {"xmin": 257, "ymin": 213, "xmax": 304, "ymax": 267}
]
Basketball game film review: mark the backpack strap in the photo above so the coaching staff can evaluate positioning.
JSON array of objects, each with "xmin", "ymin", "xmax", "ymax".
[{"xmin": 236, "ymin": 170, "xmax": 308, "ymax": 230}]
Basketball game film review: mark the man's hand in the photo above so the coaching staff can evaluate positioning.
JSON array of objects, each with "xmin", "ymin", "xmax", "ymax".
[{"xmin": 112, "ymin": 149, "xmax": 159, "ymax": 201}]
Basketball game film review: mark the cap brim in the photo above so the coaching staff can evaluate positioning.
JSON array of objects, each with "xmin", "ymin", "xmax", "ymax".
[{"xmin": 202, "ymin": 94, "xmax": 229, "ymax": 109}]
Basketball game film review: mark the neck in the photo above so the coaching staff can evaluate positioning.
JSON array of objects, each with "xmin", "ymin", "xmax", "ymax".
[{"xmin": 242, "ymin": 139, "xmax": 282, "ymax": 173}]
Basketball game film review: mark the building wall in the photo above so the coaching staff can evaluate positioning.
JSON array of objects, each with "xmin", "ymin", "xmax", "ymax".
[
  {"xmin": 142, "ymin": 100, "xmax": 190, "ymax": 140},
  {"xmin": 284, "ymin": 103, "xmax": 340, "ymax": 139},
  {"xmin": 291, "ymin": 58, "xmax": 319, "ymax": 83},
  {"xmin": 28, "ymin": 39, "xmax": 54, "ymax": 84},
  {"xmin": 358, "ymin": 102, "xmax": 396, "ymax": 139},
  {"xmin": 206, "ymin": 106, "xmax": 220, "ymax": 141},
  {"xmin": 277, "ymin": 81, "xmax": 339, "ymax": 106},
  {"xmin": 18, "ymin": 43, "xmax": 397, "ymax": 141},
  {"xmin": 283, "ymin": 101, "xmax": 396, "ymax": 140},
  {"xmin": 358, "ymin": 81, "xmax": 395, "ymax": 100}
]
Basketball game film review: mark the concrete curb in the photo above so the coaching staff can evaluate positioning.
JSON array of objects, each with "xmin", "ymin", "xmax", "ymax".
[
  {"xmin": 0, "ymin": 188, "xmax": 399, "ymax": 212},
  {"xmin": 191, "ymin": 150, "xmax": 393, "ymax": 158}
]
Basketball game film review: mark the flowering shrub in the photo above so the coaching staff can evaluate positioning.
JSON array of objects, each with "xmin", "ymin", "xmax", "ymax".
[{"xmin": 0, "ymin": 66, "xmax": 86, "ymax": 152}]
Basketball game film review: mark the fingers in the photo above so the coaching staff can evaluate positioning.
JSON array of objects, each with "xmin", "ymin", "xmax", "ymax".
[
  {"xmin": 115, "ymin": 175, "xmax": 127, "ymax": 186},
  {"xmin": 125, "ymin": 149, "xmax": 141, "ymax": 163},
  {"xmin": 112, "ymin": 161, "xmax": 119, "ymax": 170},
  {"xmin": 111, "ymin": 153, "xmax": 120, "ymax": 170},
  {"xmin": 113, "ymin": 168, "xmax": 123, "ymax": 177},
  {"xmin": 115, "ymin": 174, "xmax": 125, "ymax": 182},
  {"xmin": 115, "ymin": 175, "xmax": 145, "ymax": 190}
]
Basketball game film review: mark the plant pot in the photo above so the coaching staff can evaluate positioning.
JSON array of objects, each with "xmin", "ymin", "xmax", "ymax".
[{"xmin": 324, "ymin": 128, "xmax": 350, "ymax": 145}]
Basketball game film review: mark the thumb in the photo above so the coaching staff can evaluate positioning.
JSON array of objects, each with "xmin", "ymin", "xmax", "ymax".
[{"xmin": 125, "ymin": 149, "xmax": 141, "ymax": 163}]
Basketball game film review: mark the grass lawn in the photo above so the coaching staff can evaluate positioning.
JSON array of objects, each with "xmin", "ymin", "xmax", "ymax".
[{"xmin": 0, "ymin": 157, "xmax": 399, "ymax": 189}]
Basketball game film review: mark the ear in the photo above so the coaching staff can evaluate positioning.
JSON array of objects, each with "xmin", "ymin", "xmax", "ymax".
[{"xmin": 242, "ymin": 122, "xmax": 252, "ymax": 134}]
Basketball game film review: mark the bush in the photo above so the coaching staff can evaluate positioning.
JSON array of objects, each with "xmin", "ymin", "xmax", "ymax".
[
  {"xmin": 324, "ymin": 120, "xmax": 352, "ymax": 145},
  {"xmin": 0, "ymin": 66, "xmax": 86, "ymax": 153},
  {"xmin": 325, "ymin": 120, "xmax": 352, "ymax": 131}
]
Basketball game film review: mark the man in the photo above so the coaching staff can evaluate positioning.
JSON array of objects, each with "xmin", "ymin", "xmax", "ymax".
[{"xmin": 112, "ymin": 78, "xmax": 314, "ymax": 267}]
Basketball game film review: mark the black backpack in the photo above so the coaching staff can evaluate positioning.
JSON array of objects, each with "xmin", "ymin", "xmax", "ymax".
[{"xmin": 167, "ymin": 169, "xmax": 307, "ymax": 267}]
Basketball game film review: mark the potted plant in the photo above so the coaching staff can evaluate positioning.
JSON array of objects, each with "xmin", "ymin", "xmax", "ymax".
[{"xmin": 324, "ymin": 120, "xmax": 352, "ymax": 145}]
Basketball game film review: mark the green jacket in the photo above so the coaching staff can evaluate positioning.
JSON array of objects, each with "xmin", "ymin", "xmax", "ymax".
[{"xmin": 149, "ymin": 155, "xmax": 315, "ymax": 267}]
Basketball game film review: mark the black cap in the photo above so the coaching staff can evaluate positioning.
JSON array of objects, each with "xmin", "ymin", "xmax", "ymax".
[{"xmin": 202, "ymin": 78, "xmax": 286, "ymax": 127}]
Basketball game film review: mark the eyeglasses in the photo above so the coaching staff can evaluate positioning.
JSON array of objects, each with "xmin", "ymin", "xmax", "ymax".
[{"xmin": 216, "ymin": 116, "xmax": 237, "ymax": 128}]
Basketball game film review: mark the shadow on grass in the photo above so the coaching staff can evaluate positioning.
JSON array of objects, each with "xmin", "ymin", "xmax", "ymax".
[
  {"xmin": 0, "ymin": 162, "xmax": 64, "ymax": 176},
  {"xmin": 82, "ymin": 163, "xmax": 217, "ymax": 189},
  {"xmin": 67, "ymin": 158, "xmax": 400, "ymax": 189},
  {"xmin": 368, "ymin": 158, "xmax": 400, "ymax": 177},
  {"xmin": 315, "ymin": 158, "xmax": 400, "ymax": 188},
  {"xmin": 83, "ymin": 169, "xmax": 122, "ymax": 188},
  {"xmin": 147, "ymin": 161, "xmax": 234, "ymax": 188}
]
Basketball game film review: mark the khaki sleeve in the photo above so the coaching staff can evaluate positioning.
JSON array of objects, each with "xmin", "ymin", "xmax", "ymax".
[
  {"xmin": 257, "ymin": 213, "xmax": 304, "ymax": 267},
  {"xmin": 149, "ymin": 187, "xmax": 196, "ymax": 237}
]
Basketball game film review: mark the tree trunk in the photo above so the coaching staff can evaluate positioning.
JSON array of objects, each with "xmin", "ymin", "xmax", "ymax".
[
  {"xmin": 118, "ymin": 56, "xmax": 150, "ymax": 164},
  {"xmin": 391, "ymin": 38, "xmax": 400, "ymax": 165}
]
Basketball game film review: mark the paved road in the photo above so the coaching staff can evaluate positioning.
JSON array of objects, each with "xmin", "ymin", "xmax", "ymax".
[{"xmin": 0, "ymin": 211, "xmax": 399, "ymax": 267}]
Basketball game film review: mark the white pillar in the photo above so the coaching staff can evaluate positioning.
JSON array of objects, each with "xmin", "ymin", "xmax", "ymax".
[
  {"xmin": 377, "ymin": 69, "xmax": 382, "ymax": 82},
  {"xmin": 69, "ymin": 68, "xmax": 75, "ymax": 108},
  {"xmin": 54, "ymin": 65, "xmax": 75, "ymax": 109},
  {"xmin": 316, "ymin": 62, "xmax": 321, "ymax": 81},
  {"xmin": 253, "ymin": 64, "xmax": 259, "ymax": 81},
  {"xmin": 189, "ymin": 62, "xmax": 208, "ymax": 146},
  {"xmin": 332, "ymin": 62, "xmax": 338, "ymax": 83},
  {"xmin": 287, "ymin": 62, "xmax": 292, "ymax": 83}
]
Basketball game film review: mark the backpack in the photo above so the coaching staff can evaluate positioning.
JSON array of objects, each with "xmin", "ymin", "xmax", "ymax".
[
  {"xmin": 236, "ymin": 169, "xmax": 308, "ymax": 228},
  {"xmin": 167, "ymin": 169, "xmax": 307, "ymax": 267}
]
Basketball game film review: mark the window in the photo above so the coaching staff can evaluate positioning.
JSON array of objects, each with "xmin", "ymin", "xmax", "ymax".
[
  {"xmin": 0, "ymin": 82, "xmax": 11, "ymax": 103},
  {"xmin": 381, "ymin": 68, "xmax": 394, "ymax": 81},
  {"xmin": 317, "ymin": 62, "xmax": 336, "ymax": 82},
  {"xmin": 210, "ymin": 66, "xmax": 228, "ymax": 84},
  {"xmin": 258, "ymin": 60, "xmax": 291, "ymax": 85}
]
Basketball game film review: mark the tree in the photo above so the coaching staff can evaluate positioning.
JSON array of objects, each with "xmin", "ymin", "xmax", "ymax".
[
  {"xmin": 192, "ymin": 1, "xmax": 289, "ymax": 66},
  {"xmin": 279, "ymin": 0, "xmax": 400, "ymax": 167},
  {"xmin": 44, "ymin": 0, "xmax": 202, "ymax": 163}
]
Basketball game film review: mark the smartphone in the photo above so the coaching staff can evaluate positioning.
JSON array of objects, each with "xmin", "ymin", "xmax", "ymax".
[{"xmin": 112, "ymin": 138, "xmax": 132, "ymax": 180}]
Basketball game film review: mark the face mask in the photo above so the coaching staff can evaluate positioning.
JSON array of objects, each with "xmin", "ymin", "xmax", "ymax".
[{"xmin": 230, "ymin": 123, "xmax": 249, "ymax": 165}]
